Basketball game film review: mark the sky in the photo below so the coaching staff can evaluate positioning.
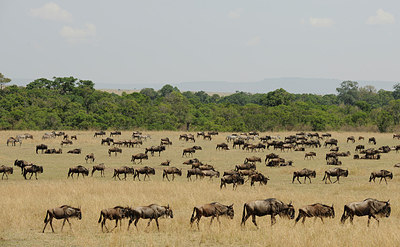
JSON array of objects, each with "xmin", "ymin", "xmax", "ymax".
[{"xmin": 0, "ymin": 1, "xmax": 399, "ymax": 90}]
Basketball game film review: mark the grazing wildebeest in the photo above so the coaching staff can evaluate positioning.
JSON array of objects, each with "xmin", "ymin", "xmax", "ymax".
[
  {"xmin": 110, "ymin": 131, "xmax": 121, "ymax": 137},
  {"xmin": 203, "ymin": 134, "xmax": 212, "ymax": 140},
  {"xmin": 145, "ymin": 145, "xmax": 166, "ymax": 156},
  {"xmin": 190, "ymin": 202, "xmax": 234, "ymax": 229},
  {"xmin": 369, "ymin": 170, "xmax": 393, "ymax": 184},
  {"xmin": 216, "ymin": 143, "xmax": 229, "ymax": 150},
  {"xmin": 127, "ymin": 204, "xmax": 173, "ymax": 231},
  {"xmin": 324, "ymin": 138, "xmax": 338, "ymax": 147},
  {"xmin": 187, "ymin": 168, "xmax": 203, "ymax": 181},
  {"xmin": 244, "ymin": 156, "xmax": 261, "ymax": 164},
  {"xmin": 393, "ymin": 134, "xmax": 400, "ymax": 139},
  {"xmin": 235, "ymin": 163, "xmax": 256, "ymax": 171},
  {"xmin": 92, "ymin": 163, "xmax": 105, "ymax": 177},
  {"xmin": 85, "ymin": 153, "xmax": 95, "ymax": 163},
  {"xmin": 67, "ymin": 148, "xmax": 81, "ymax": 154},
  {"xmin": 134, "ymin": 166, "xmax": 155, "ymax": 181},
  {"xmin": 233, "ymin": 139, "xmax": 245, "ymax": 149},
  {"xmin": 60, "ymin": 140, "xmax": 73, "ymax": 146},
  {"xmin": 36, "ymin": 144, "xmax": 48, "ymax": 154},
  {"xmin": 0, "ymin": 165, "xmax": 13, "ymax": 180},
  {"xmin": 101, "ymin": 137, "xmax": 113, "ymax": 145},
  {"xmin": 295, "ymin": 203, "xmax": 335, "ymax": 224},
  {"xmin": 292, "ymin": 168, "xmax": 316, "ymax": 184},
  {"xmin": 330, "ymin": 147, "xmax": 339, "ymax": 152},
  {"xmin": 23, "ymin": 165, "xmax": 43, "ymax": 180},
  {"xmin": 340, "ymin": 198, "xmax": 390, "ymax": 226},
  {"xmin": 182, "ymin": 147, "xmax": 196, "ymax": 157},
  {"xmin": 14, "ymin": 159, "xmax": 30, "ymax": 174},
  {"xmin": 266, "ymin": 158, "xmax": 286, "ymax": 167},
  {"xmin": 112, "ymin": 166, "xmax": 135, "ymax": 180},
  {"xmin": 304, "ymin": 152, "xmax": 316, "ymax": 159},
  {"xmin": 160, "ymin": 137, "xmax": 172, "ymax": 146},
  {"xmin": 42, "ymin": 205, "xmax": 82, "ymax": 233},
  {"xmin": 71, "ymin": 135, "xmax": 77, "ymax": 140},
  {"xmin": 322, "ymin": 168, "xmax": 348, "ymax": 184},
  {"xmin": 98, "ymin": 206, "xmax": 130, "ymax": 232},
  {"xmin": 368, "ymin": 137, "xmax": 376, "ymax": 145},
  {"xmin": 183, "ymin": 158, "xmax": 200, "ymax": 165},
  {"xmin": 94, "ymin": 131, "xmax": 106, "ymax": 137},
  {"xmin": 241, "ymin": 198, "xmax": 295, "ymax": 227},
  {"xmin": 355, "ymin": 145, "xmax": 365, "ymax": 152},
  {"xmin": 160, "ymin": 160, "xmax": 171, "ymax": 166},
  {"xmin": 67, "ymin": 165, "xmax": 89, "ymax": 178},
  {"xmin": 394, "ymin": 163, "xmax": 400, "ymax": 168},
  {"xmin": 200, "ymin": 170, "xmax": 220, "ymax": 179},
  {"xmin": 131, "ymin": 153, "xmax": 148, "ymax": 164},
  {"xmin": 250, "ymin": 173, "xmax": 269, "ymax": 186},
  {"xmin": 220, "ymin": 174, "xmax": 245, "ymax": 189},
  {"xmin": 108, "ymin": 147, "xmax": 122, "ymax": 157},
  {"xmin": 347, "ymin": 136, "xmax": 355, "ymax": 143},
  {"xmin": 162, "ymin": 167, "xmax": 182, "ymax": 181}
]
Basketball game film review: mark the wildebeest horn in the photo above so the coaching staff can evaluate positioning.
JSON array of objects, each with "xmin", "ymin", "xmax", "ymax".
[{"xmin": 167, "ymin": 204, "xmax": 170, "ymax": 208}]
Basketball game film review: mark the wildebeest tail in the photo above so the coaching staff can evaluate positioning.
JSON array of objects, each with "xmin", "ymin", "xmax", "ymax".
[
  {"xmin": 44, "ymin": 210, "xmax": 50, "ymax": 223},
  {"xmin": 340, "ymin": 205, "xmax": 348, "ymax": 223},
  {"xmin": 322, "ymin": 172, "xmax": 327, "ymax": 181},
  {"xmin": 241, "ymin": 204, "xmax": 247, "ymax": 225},
  {"xmin": 98, "ymin": 211, "xmax": 103, "ymax": 223},
  {"xmin": 190, "ymin": 207, "xmax": 197, "ymax": 225}
]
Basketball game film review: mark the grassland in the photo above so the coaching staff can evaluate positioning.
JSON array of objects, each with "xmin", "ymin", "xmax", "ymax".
[{"xmin": 0, "ymin": 131, "xmax": 400, "ymax": 247}]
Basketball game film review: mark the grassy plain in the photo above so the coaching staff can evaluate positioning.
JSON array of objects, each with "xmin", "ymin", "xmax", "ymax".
[{"xmin": 0, "ymin": 130, "xmax": 400, "ymax": 247}]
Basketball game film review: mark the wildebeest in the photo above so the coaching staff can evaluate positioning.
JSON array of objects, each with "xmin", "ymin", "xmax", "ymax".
[
  {"xmin": 162, "ymin": 167, "xmax": 182, "ymax": 181},
  {"xmin": 127, "ymin": 204, "xmax": 173, "ymax": 231},
  {"xmin": 67, "ymin": 165, "xmax": 89, "ymax": 178},
  {"xmin": 160, "ymin": 137, "xmax": 172, "ymax": 146},
  {"xmin": 368, "ymin": 137, "xmax": 376, "ymax": 145},
  {"xmin": 295, "ymin": 203, "xmax": 335, "ymax": 224},
  {"xmin": 244, "ymin": 156, "xmax": 261, "ymax": 164},
  {"xmin": 134, "ymin": 166, "xmax": 155, "ymax": 181},
  {"xmin": 347, "ymin": 136, "xmax": 355, "ymax": 143},
  {"xmin": 42, "ymin": 205, "xmax": 82, "ymax": 233},
  {"xmin": 216, "ymin": 143, "xmax": 229, "ymax": 150},
  {"xmin": 67, "ymin": 148, "xmax": 81, "ymax": 154},
  {"xmin": 98, "ymin": 206, "xmax": 130, "ymax": 232},
  {"xmin": 112, "ymin": 166, "xmax": 135, "ymax": 180},
  {"xmin": 235, "ymin": 163, "xmax": 256, "ymax": 171},
  {"xmin": 322, "ymin": 168, "xmax": 348, "ymax": 184},
  {"xmin": 145, "ymin": 145, "xmax": 166, "ymax": 156},
  {"xmin": 44, "ymin": 148, "xmax": 62, "ymax": 154},
  {"xmin": 182, "ymin": 147, "xmax": 196, "ymax": 157},
  {"xmin": 250, "ymin": 173, "xmax": 269, "ymax": 186},
  {"xmin": 60, "ymin": 140, "xmax": 73, "ymax": 146},
  {"xmin": 0, "ymin": 165, "xmax": 13, "ymax": 180},
  {"xmin": 85, "ymin": 153, "xmax": 95, "ymax": 163},
  {"xmin": 241, "ymin": 198, "xmax": 295, "ymax": 227},
  {"xmin": 292, "ymin": 168, "xmax": 316, "ymax": 184},
  {"xmin": 160, "ymin": 160, "xmax": 171, "ymax": 166},
  {"xmin": 131, "ymin": 153, "xmax": 148, "ymax": 164},
  {"xmin": 14, "ymin": 159, "xmax": 30, "ymax": 174},
  {"xmin": 355, "ymin": 145, "xmax": 365, "ymax": 152},
  {"xmin": 94, "ymin": 131, "xmax": 106, "ymax": 137},
  {"xmin": 101, "ymin": 137, "xmax": 113, "ymax": 145},
  {"xmin": 220, "ymin": 174, "xmax": 245, "ymax": 189},
  {"xmin": 265, "ymin": 153, "xmax": 279, "ymax": 163},
  {"xmin": 326, "ymin": 157, "xmax": 342, "ymax": 166},
  {"xmin": 369, "ymin": 170, "xmax": 393, "ymax": 184},
  {"xmin": 23, "ymin": 165, "xmax": 43, "ymax": 180},
  {"xmin": 190, "ymin": 202, "xmax": 234, "ymax": 229},
  {"xmin": 7, "ymin": 137, "xmax": 22, "ymax": 146},
  {"xmin": 200, "ymin": 170, "xmax": 220, "ymax": 179},
  {"xmin": 108, "ymin": 147, "xmax": 122, "ymax": 156},
  {"xmin": 187, "ymin": 168, "xmax": 203, "ymax": 181},
  {"xmin": 36, "ymin": 144, "xmax": 48, "ymax": 154},
  {"xmin": 110, "ymin": 131, "xmax": 121, "ymax": 137},
  {"xmin": 92, "ymin": 163, "xmax": 105, "ymax": 177},
  {"xmin": 71, "ymin": 135, "xmax": 77, "ymax": 140},
  {"xmin": 304, "ymin": 152, "xmax": 316, "ymax": 159},
  {"xmin": 340, "ymin": 198, "xmax": 390, "ymax": 226}
]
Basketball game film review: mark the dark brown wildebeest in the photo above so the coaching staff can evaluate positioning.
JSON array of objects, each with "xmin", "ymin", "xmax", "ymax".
[
  {"xmin": 187, "ymin": 168, "xmax": 203, "ymax": 181},
  {"xmin": 23, "ymin": 165, "xmax": 43, "ymax": 180},
  {"xmin": 67, "ymin": 165, "xmax": 89, "ymax": 178},
  {"xmin": 220, "ymin": 174, "xmax": 245, "ymax": 189},
  {"xmin": 244, "ymin": 156, "xmax": 261, "ymax": 164},
  {"xmin": 368, "ymin": 137, "xmax": 376, "ymax": 145},
  {"xmin": 223, "ymin": 170, "xmax": 240, "ymax": 176},
  {"xmin": 216, "ymin": 143, "xmax": 229, "ymax": 150},
  {"xmin": 190, "ymin": 202, "xmax": 234, "ymax": 229},
  {"xmin": 322, "ymin": 168, "xmax": 348, "ymax": 184},
  {"xmin": 330, "ymin": 147, "xmax": 339, "ymax": 152},
  {"xmin": 67, "ymin": 148, "xmax": 81, "ymax": 154},
  {"xmin": 61, "ymin": 140, "xmax": 73, "ymax": 146},
  {"xmin": 326, "ymin": 157, "xmax": 342, "ymax": 166},
  {"xmin": 324, "ymin": 138, "xmax": 338, "ymax": 147},
  {"xmin": 145, "ymin": 145, "xmax": 166, "ymax": 156},
  {"xmin": 235, "ymin": 163, "xmax": 256, "ymax": 171},
  {"xmin": 203, "ymin": 134, "xmax": 212, "ymax": 140},
  {"xmin": 355, "ymin": 145, "xmax": 365, "ymax": 152},
  {"xmin": 250, "ymin": 173, "xmax": 269, "ymax": 186},
  {"xmin": 369, "ymin": 170, "xmax": 393, "ymax": 184},
  {"xmin": 101, "ymin": 138, "xmax": 113, "ymax": 145},
  {"xmin": 292, "ymin": 168, "xmax": 316, "ymax": 184},
  {"xmin": 322, "ymin": 133, "xmax": 332, "ymax": 138},
  {"xmin": 197, "ymin": 132, "xmax": 205, "ymax": 137},
  {"xmin": 71, "ymin": 135, "xmax": 77, "ymax": 140},
  {"xmin": 0, "ymin": 165, "xmax": 13, "ymax": 180},
  {"xmin": 233, "ymin": 139, "xmax": 245, "ymax": 149},
  {"xmin": 36, "ymin": 144, "xmax": 48, "ymax": 154},
  {"xmin": 110, "ymin": 131, "xmax": 121, "ymax": 137},
  {"xmin": 94, "ymin": 131, "xmax": 106, "ymax": 137},
  {"xmin": 98, "ymin": 206, "xmax": 130, "ymax": 232},
  {"xmin": 241, "ymin": 198, "xmax": 295, "ymax": 227},
  {"xmin": 160, "ymin": 137, "xmax": 172, "ymax": 146},
  {"xmin": 265, "ymin": 153, "xmax": 279, "ymax": 163},
  {"xmin": 200, "ymin": 170, "xmax": 220, "ymax": 179},
  {"xmin": 238, "ymin": 169, "xmax": 257, "ymax": 178},
  {"xmin": 295, "ymin": 147, "xmax": 305, "ymax": 151},
  {"xmin": 295, "ymin": 203, "xmax": 335, "ymax": 224},
  {"xmin": 92, "ymin": 163, "xmax": 105, "ymax": 177},
  {"xmin": 127, "ymin": 204, "xmax": 173, "ymax": 231},
  {"xmin": 14, "ymin": 159, "xmax": 30, "ymax": 174},
  {"xmin": 394, "ymin": 163, "xmax": 400, "ymax": 168},
  {"xmin": 304, "ymin": 152, "xmax": 316, "ymax": 159},
  {"xmin": 359, "ymin": 136, "xmax": 364, "ymax": 140},
  {"xmin": 353, "ymin": 154, "xmax": 360, "ymax": 159},
  {"xmin": 85, "ymin": 153, "xmax": 95, "ymax": 163},
  {"xmin": 108, "ymin": 147, "xmax": 122, "ymax": 157},
  {"xmin": 183, "ymin": 158, "xmax": 201, "ymax": 165},
  {"xmin": 340, "ymin": 198, "xmax": 390, "ymax": 226},
  {"xmin": 131, "ymin": 153, "xmax": 148, "ymax": 164},
  {"xmin": 134, "ymin": 166, "xmax": 155, "ymax": 181},
  {"xmin": 163, "ymin": 167, "xmax": 182, "ymax": 181},
  {"xmin": 42, "ymin": 205, "xmax": 82, "ymax": 233},
  {"xmin": 160, "ymin": 160, "xmax": 171, "ymax": 166},
  {"xmin": 182, "ymin": 147, "xmax": 196, "ymax": 157},
  {"xmin": 347, "ymin": 136, "xmax": 355, "ymax": 143},
  {"xmin": 393, "ymin": 134, "xmax": 400, "ymax": 139},
  {"xmin": 112, "ymin": 166, "xmax": 134, "ymax": 180},
  {"xmin": 266, "ymin": 158, "xmax": 285, "ymax": 167}
]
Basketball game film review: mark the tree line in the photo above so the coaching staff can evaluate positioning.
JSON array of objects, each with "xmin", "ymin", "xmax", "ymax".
[{"xmin": 1, "ymin": 76, "xmax": 400, "ymax": 132}]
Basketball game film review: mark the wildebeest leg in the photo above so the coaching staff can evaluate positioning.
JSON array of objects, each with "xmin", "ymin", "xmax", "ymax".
[
  {"xmin": 110, "ymin": 219, "xmax": 118, "ymax": 232},
  {"xmin": 297, "ymin": 176, "xmax": 301, "ymax": 184},
  {"xmin": 304, "ymin": 177, "xmax": 307, "ymax": 184},
  {"xmin": 271, "ymin": 215, "xmax": 277, "ymax": 225},
  {"xmin": 30, "ymin": 172, "xmax": 34, "ymax": 180},
  {"xmin": 319, "ymin": 217, "xmax": 324, "ymax": 223},
  {"xmin": 216, "ymin": 215, "xmax": 221, "ymax": 225},
  {"xmin": 384, "ymin": 177, "xmax": 388, "ymax": 184},
  {"xmin": 251, "ymin": 215, "xmax": 258, "ymax": 227},
  {"xmin": 61, "ymin": 219, "xmax": 66, "ymax": 231},
  {"xmin": 172, "ymin": 174, "xmax": 175, "ymax": 181},
  {"xmin": 308, "ymin": 176, "xmax": 312, "ymax": 183},
  {"xmin": 49, "ymin": 218, "xmax": 55, "ymax": 232},
  {"xmin": 210, "ymin": 216, "xmax": 214, "ymax": 226},
  {"xmin": 155, "ymin": 218, "xmax": 160, "ymax": 231}
]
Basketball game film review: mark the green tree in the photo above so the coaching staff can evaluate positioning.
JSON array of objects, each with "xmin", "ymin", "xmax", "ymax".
[
  {"xmin": 393, "ymin": 83, "xmax": 400, "ymax": 100},
  {"xmin": 376, "ymin": 111, "xmax": 393, "ymax": 132},
  {"xmin": 0, "ymin": 73, "xmax": 11, "ymax": 89},
  {"xmin": 336, "ymin": 81, "xmax": 359, "ymax": 105}
]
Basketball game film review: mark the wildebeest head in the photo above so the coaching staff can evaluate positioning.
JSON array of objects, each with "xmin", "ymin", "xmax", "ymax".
[
  {"xmin": 330, "ymin": 204, "xmax": 335, "ymax": 218},
  {"xmin": 343, "ymin": 169, "xmax": 349, "ymax": 177},
  {"xmin": 311, "ymin": 171, "xmax": 316, "ymax": 178},
  {"xmin": 280, "ymin": 202, "xmax": 295, "ymax": 219},
  {"xmin": 226, "ymin": 204, "xmax": 234, "ymax": 219},
  {"xmin": 165, "ymin": 205, "xmax": 173, "ymax": 219},
  {"xmin": 381, "ymin": 201, "xmax": 391, "ymax": 217}
]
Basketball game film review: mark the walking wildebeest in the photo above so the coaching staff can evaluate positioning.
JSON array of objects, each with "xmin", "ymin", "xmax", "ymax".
[
  {"xmin": 163, "ymin": 167, "xmax": 182, "ymax": 181},
  {"xmin": 85, "ymin": 153, "xmax": 95, "ymax": 163},
  {"xmin": 61, "ymin": 140, "xmax": 73, "ymax": 146},
  {"xmin": 250, "ymin": 173, "xmax": 269, "ymax": 186},
  {"xmin": 98, "ymin": 206, "xmax": 130, "ymax": 232},
  {"xmin": 216, "ymin": 143, "xmax": 229, "ymax": 150},
  {"xmin": 7, "ymin": 137, "xmax": 22, "ymax": 146},
  {"xmin": 241, "ymin": 198, "xmax": 295, "ymax": 227},
  {"xmin": 190, "ymin": 202, "xmax": 234, "ymax": 229},
  {"xmin": 187, "ymin": 168, "xmax": 203, "ymax": 181},
  {"xmin": 134, "ymin": 166, "xmax": 155, "ymax": 181},
  {"xmin": 235, "ymin": 163, "xmax": 256, "ymax": 171},
  {"xmin": 110, "ymin": 131, "xmax": 121, "ymax": 137},
  {"xmin": 14, "ymin": 159, "xmax": 30, "ymax": 174},
  {"xmin": 368, "ymin": 137, "xmax": 376, "ymax": 145},
  {"xmin": 92, "ymin": 163, "xmax": 105, "ymax": 177},
  {"xmin": 0, "ymin": 165, "xmax": 13, "ymax": 180},
  {"xmin": 340, "ymin": 198, "xmax": 390, "ymax": 226},
  {"xmin": 112, "ymin": 166, "xmax": 135, "ymax": 180},
  {"xmin": 304, "ymin": 152, "xmax": 316, "ymax": 159},
  {"xmin": 355, "ymin": 145, "xmax": 365, "ymax": 152},
  {"xmin": 23, "ymin": 165, "xmax": 43, "ymax": 180},
  {"xmin": 36, "ymin": 144, "xmax": 48, "ymax": 154},
  {"xmin": 42, "ymin": 205, "xmax": 82, "ymax": 233},
  {"xmin": 369, "ymin": 170, "xmax": 393, "ymax": 184},
  {"xmin": 67, "ymin": 165, "xmax": 89, "ymax": 178},
  {"xmin": 127, "ymin": 204, "xmax": 173, "ymax": 231},
  {"xmin": 108, "ymin": 147, "xmax": 122, "ymax": 156},
  {"xmin": 292, "ymin": 168, "xmax": 316, "ymax": 184},
  {"xmin": 145, "ymin": 145, "xmax": 166, "ymax": 156},
  {"xmin": 200, "ymin": 170, "xmax": 220, "ymax": 179},
  {"xmin": 220, "ymin": 174, "xmax": 245, "ymax": 190},
  {"xmin": 322, "ymin": 168, "xmax": 348, "ymax": 184},
  {"xmin": 94, "ymin": 131, "xmax": 106, "ymax": 137},
  {"xmin": 295, "ymin": 203, "xmax": 335, "ymax": 224},
  {"xmin": 131, "ymin": 153, "xmax": 148, "ymax": 164}
]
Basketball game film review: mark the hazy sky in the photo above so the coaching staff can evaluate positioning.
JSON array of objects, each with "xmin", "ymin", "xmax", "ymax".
[{"xmin": 1, "ymin": 1, "xmax": 399, "ymax": 87}]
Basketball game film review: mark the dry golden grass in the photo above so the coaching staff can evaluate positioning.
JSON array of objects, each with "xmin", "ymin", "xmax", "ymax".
[{"xmin": 1, "ymin": 130, "xmax": 400, "ymax": 246}]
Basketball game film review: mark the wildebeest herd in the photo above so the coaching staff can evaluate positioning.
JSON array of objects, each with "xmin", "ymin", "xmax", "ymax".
[{"xmin": 3, "ymin": 130, "xmax": 399, "ymax": 233}]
